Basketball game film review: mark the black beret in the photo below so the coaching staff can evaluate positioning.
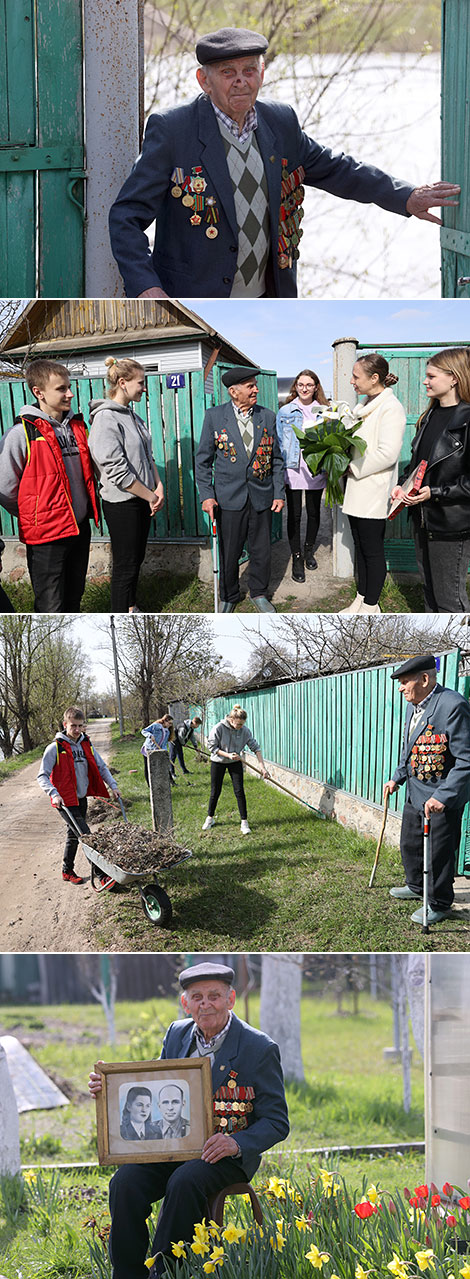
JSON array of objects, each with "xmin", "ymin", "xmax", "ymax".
[
  {"xmin": 390, "ymin": 654, "xmax": 437, "ymax": 680},
  {"xmin": 196, "ymin": 27, "xmax": 268, "ymax": 65},
  {"xmin": 222, "ymin": 365, "xmax": 260, "ymax": 388},
  {"xmin": 179, "ymin": 962, "xmax": 235, "ymax": 989}
]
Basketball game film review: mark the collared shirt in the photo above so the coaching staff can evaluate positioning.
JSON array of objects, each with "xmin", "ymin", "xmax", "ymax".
[
  {"xmin": 160, "ymin": 1117, "xmax": 186, "ymax": 1138},
  {"xmin": 210, "ymin": 100, "xmax": 258, "ymax": 144},
  {"xmin": 190, "ymin": 1011, "xmax": 233, "ymax": 1064},
  {"xmin": 408, "ymin": 684, "xmax": 439, "ymax": 740},
  {"xmin": 232, "ymin": 403, "xmax": 254, "ymax": 454}
]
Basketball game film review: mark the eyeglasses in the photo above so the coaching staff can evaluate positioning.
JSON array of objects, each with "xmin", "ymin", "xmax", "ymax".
[{"xmin": 297, "ymin": 382, "xmax": 316, "ymax": 391}]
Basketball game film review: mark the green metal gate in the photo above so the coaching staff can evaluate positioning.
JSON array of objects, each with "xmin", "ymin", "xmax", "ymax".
[
  {"xmin": 0, "ymin": 0, "xmax": 85, "ymax": 296},
  {"xmin": 357, "ymin": 341, "xmax": 470, "ymax": 571},
  {"xmin": 441, "ymin": 0, "xmax": 470, "ymax": 297},
  {"xmin": 0, "ymin": 363, "xmax": 280, "ymax": 543}
]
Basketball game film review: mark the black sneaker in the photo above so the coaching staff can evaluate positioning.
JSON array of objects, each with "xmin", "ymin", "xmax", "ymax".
[
  {"xmin": 304, "ymin": 545, "xmax": 318, "ymax": 570},
  {"xmin": 292, "ymin": 552, "xmax": 305, "ymax": 582}
]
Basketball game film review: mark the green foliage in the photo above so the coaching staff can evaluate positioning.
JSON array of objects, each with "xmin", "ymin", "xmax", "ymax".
[
  {"xmin": 293, "ymin": 412, "xmax": 367, "ymax": 506},
  {"xmin": 0, "ymin": 1172, "xmax": 27, "ymax": 1226}
]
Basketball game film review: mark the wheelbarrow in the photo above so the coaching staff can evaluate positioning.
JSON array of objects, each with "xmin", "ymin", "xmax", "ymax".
[{"xmin": 60, "ymin": 802, "xmax": 192, "ymax": 927}]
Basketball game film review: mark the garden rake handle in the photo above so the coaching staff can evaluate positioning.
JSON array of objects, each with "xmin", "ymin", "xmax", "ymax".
[
  {"xmin": 368, "ymin": 787, "xmax": 390, "ymax": 887},
  {"xmin": 187, "ymin": 741, "xmax": 325, "ymax": 817}
]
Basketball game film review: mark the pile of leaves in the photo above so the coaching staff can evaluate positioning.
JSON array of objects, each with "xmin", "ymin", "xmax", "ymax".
[
  {"xmin": 86, "ymin": 821, "xmax": 190, "ymax": 872},
  {"xmin": 294, "ymin": 401, "xmax": 367, "ymax": 506}
]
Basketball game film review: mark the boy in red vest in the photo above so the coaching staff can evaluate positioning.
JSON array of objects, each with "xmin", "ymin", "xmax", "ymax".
[
  {"xmin": 0, "ymin": 359, "xmax": 99, "ymax": 612},
  {"xmin": 37, "ymin": 706, "xmax": 121, "ymax": 884}
]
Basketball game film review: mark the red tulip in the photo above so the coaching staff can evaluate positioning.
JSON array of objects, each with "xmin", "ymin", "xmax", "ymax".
[
  {"xmin": 446, "ymin": 1215, "xmax": 457, "ymax": 1228},
  {"xmin": 431, "ymin": 1196, "xmax": 441, "ymax": 1207},
  {"xmin": 442, "ymin": 1183, "xmax": 453, "ymax": 1197},
  {"xmin": 415, "ymin": 1186, "xmax": 429, "ymax": 1199},
  {"xmin": 403, "ymin": 1188, "xmax": 411, "ymax": 1201},
  {"xmin": 458, "ymin": 1197, "xmax": 470, "ymax": 1210},
  {"xmin": 354, "ymin": 1202, "xmax": 376, "ymax": 1219}
]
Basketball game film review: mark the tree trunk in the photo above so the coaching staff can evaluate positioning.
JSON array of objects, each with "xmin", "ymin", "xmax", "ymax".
[
  {"xmin": 405, "ymin": 954, "xmax": 425, "ymax": 1060},
  {"xmin": 260, "ymin": 954, "xmax": 304, "ymax": 1083}
]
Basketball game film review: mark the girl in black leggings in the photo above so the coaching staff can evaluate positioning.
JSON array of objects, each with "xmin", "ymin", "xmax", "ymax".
[{"xmin": 202, "ymin": 705, "xmax": 269, "ymax": 836}]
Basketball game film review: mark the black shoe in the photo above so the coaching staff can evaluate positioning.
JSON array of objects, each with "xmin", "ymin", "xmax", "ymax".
[
  {"xmin": 304, "ymin": 545, "xmax": 318, "ymax": 570},
  {"xmin": 182, "ymin": 769, "xmax": 191, "ymax": 775},
  {"xmin": 292, "ymin": 552, "xmax": 305, "ymax": 583}
]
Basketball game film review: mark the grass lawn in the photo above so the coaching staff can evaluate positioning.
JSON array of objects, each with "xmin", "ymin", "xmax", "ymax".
[
  {"xmin": 0, "ymin": 743, "xmax": 45, "ymax": 782},
  {"xmin": 89, "ymin": 733, "xmax": 469, "ymax": 952}
]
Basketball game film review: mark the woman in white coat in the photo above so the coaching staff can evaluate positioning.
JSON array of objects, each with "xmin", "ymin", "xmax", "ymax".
[{"xmin": 341, "ymin": 353, "xmax": 406, "ymax": 614}]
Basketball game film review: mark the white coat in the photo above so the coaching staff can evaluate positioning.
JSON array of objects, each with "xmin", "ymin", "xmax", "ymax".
[{"xmin": 342, "ymin": 386, "xmax": 406, "ymax": 519}]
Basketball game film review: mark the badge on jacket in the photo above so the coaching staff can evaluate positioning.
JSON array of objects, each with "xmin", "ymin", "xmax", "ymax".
[
  {"xmin": 171, "ymin": 166, "xmax": 220, "ymax": 238},
  {"xmin": 278, "ymin": 159, "xmax": 305, "ymax": 269},
  {"xmin": 214, "ymin": 429, "xmax": 237, "ymax": 462},
  {"xmin": 410, "ymin": 727, "xmax": 448, "ymax": 781},
  {"xmin": 252, "ymin": 427, "xmax": 274, "ymax": 479}
]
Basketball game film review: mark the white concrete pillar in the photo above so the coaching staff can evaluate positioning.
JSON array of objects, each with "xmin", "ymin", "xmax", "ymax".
[
  {"xmin": 83, "ymin": 0, "xmax": 144, "ymax": 297},
  {"xmin": 332, "ymin": 337, "xmax": 358, "ymax": 578},
  {"xmin": 0, "ymin": 1045, "xmax": 20, "ymax": 1176}
]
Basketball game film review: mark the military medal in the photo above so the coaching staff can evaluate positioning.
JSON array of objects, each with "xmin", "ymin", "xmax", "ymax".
[
  {"xmin": 171, "ymin": 167, "xmax": 184, "ymax": 197},
  {"xmin": 182, "ymin": 193, "xmax": 194, "ymax": 207},
  {"xmin": 206, "ymin": 226, "xmax": 218, "ymax": 238},
  {"xmin": 205, "ymin": 200, "xmax": 219, "ymax": 239},
  {"xmin": 190, "ymin": 213, "xmax": 202, "ymax": 225}
]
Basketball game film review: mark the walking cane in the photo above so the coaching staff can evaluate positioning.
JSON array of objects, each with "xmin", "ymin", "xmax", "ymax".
[
  {"xmin": 422, "ymin": 810, "xmax": 430, "ymax": 935},
  {"xmin": 368, "ymin": 787, "xmax": 390, "ymax": 887},
  {"xmin": 211, "ymin": 518, "xmax": 219, "ymax": 614}
]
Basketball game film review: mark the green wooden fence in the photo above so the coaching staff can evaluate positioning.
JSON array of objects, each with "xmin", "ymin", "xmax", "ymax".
[
  {"xmin": 0, "ymin": 365, "xmax": 280, "ymax": 543},
  {"xmin": 441, "ymin": 0, "xmax": 470, "ymax": 297},
  {"xmin": 0, "ymin": 0, "xmax": 85, "ymax": 296},
  {"xmin": 199, "ymin": 650, "xmax": 470, "ymax": 874}
]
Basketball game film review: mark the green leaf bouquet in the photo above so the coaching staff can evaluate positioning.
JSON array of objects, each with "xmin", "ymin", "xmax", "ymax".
[{"xmin": 293, "ymin": 401, "xmax": 367, "ymax": 507}]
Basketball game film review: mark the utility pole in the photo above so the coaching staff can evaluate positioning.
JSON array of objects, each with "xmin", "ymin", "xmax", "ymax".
[{"xmin": 109, "ymin": 615, "xmax": 124, "ymax": 736}]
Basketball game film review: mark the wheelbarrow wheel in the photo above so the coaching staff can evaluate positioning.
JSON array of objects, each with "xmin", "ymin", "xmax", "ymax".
[{"xmin": 140, "ymin": 884, "xmax": 173, "ymax": 927}]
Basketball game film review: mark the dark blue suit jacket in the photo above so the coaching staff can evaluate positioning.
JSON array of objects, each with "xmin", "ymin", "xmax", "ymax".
[
  {"xmin": 195, "ymin": 402, "xmax": 285, "ymax": 511},
  {"xmin": 109, "ymin": 94, "xmax": 414, "ymax": 298},
  {"xmin": 392, "ymin": 684, "xmax": 470, "ymax": 811},
  {"xmin": 160, "ymin": 1012, "xmax": 289, "ymax": 1180}
]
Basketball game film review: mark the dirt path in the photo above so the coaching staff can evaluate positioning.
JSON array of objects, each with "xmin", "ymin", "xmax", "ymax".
[{"xmin": 0, "ymin": 719, "xmax": 115, "ymax": 953}]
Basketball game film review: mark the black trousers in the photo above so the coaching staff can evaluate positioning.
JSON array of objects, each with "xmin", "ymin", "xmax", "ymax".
[
  {"xmin": 58, "ymin": 796, "xmax": 89, "ymax": 873},
  {"xmin": 209, "ymin": 760, "xmax": 247, "ymax": 819},
  {"xmin": 348, "ymin": 514, "xmax": 387, "ymax": 605},
  {"xmin": 217, "ymin": 501, "xmax": 272, "ymax": 603},
  {"xmin": 286, "ymin": 487, "xmax": 322, "ymax": 555},
  {"xmin": 102, "ymin": 497, "xmax": 151, "ymax": 612},
  {"xmin": 169, "ymin": 739, "xmax": 189, "ymax": 773},
  {"xmin": 400, "ymin": 800, "xmax": 463, "ymax": 911},
  {"xmin": 109, "ymin": 1155, "xmax": 243, "ymax": 1279},
  {"xmin": 26, "ymin": 518, "xmax": 91, "ymax": 612}
]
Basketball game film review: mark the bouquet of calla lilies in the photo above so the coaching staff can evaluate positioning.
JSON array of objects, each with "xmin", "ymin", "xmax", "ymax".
[{"xmin": 293, "ymin": 400, "xmax": 367, "ymax": 507}]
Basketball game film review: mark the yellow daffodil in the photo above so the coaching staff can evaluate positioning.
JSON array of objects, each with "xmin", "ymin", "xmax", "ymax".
[
  {"xmin": 144, "ymin": 1259, "xmax": 156, "ymax": 1271},
  {"xmin": 210, "ymin": 1246, "xmax": 225, "ymax": 1263},
  {"xmin": 171, "ymin": 1242, "xmax": 186, "ymax": 1259},
  {"xmin": 416, "ymin": 1250, "xmax": 434, "ymax": 1271},
  {"xmin": 222, "ymin": 1223, "xmax": 244, "ymax": 1244},
  {"xmin": 409, "ymin": 1207, "xmax": 427, "ymax": 1226},
  {"xmin": 366, "ymin": 1185, "xmax": 380, "ymax": 1205},
  {"xmin": 306, "ymin": 1244, "xmax": 330, "ymax": 1268},
  {"xmin": 387, "ymin": 1254, "xmax": 409, "ymax": 1279},
  {"xmin": 295, "ymin": 1214, "xmax": 310, "ymax": 1232},
  {"xmin": 208, "ymin": 1221, "xmax": 221, "ymax": 1239},
  {"xmin": 194, "ymin": 1220, "xmax": 210, "ymax": 1244},
  {"xmin": 267, "ymin": 1176, "xmax": 287, "ymax": 1199},
  {"xmin": 191, "ymin": 1239, "xmax": 210, "ymax": 1256},
  {"xmin": 203, "ymin": 1263, "xmax": 216, "ymax": 1273},
  {"xmin": 23, "ymin": 1170, "xmax": 37, "ymax": 1186},
  {"xmin": 270, "ymin": 1231, "xmax": 286, "ymax": 1252},
  {"xmin": 356, "ymin": 1264, "xmax": 369, "ymax": 1279},
  {"xmin": 459, "ymin": 1266, "xmax": 470, "ymax": 1279}
]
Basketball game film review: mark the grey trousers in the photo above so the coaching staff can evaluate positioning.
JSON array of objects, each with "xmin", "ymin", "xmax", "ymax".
[{"xmin": 414, "ymin": 528, "xmax": 470, "ymax": 612}]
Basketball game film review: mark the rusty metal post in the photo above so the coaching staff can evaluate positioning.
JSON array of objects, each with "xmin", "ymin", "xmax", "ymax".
[{"xmin": 83, "ymin": 0, "xmax": 144, "ymax": 297}]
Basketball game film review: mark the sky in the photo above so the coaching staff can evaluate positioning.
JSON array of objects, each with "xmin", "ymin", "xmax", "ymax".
[{"xmin": 180, "ymin": 298, "xmax": 470, "ymax": 389}]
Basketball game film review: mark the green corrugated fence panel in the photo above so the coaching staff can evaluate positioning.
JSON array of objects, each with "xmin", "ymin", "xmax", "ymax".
[
  {"xmin": 36, "ymin": 0, "xmax": 84, "ymax": 296},
  {"xmin": 161, "ymin": 379, "xmax": 182, "ymax": 537},
  {"xmin": 146, "ymin": 376, "xmax": 167, "ymax": 540},
  {"xmin": 0, "ymin": 0, "xmax": 36, "ymax": 295},
  {"xmin": 191, "ymin": 371, "xmax": 210, "ymax": 536}
]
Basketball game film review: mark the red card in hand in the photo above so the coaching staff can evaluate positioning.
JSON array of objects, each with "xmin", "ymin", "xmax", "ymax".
[{"xmin": 388, "ymin": 459, "xmax": 428, "ymax": 521}]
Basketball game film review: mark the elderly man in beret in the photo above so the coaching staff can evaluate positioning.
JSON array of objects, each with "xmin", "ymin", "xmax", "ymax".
[
  {"xmin": 89, "ymin": 962, "xmax": 289, "ymax": 1279},
  {"xmin": 384, "ymin": 654, "xmax": 470, "ymax": 925},
  {"xmin": 195, "ymin": 365, "xmax": 284, "ymax": 611},
  {"xmin": 108, "ymin": 25, "xmax": 460, "ymax": 300}
]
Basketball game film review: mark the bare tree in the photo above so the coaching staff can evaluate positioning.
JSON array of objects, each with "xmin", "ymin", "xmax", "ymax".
[
  {"xmin": 242, "ymin": 614, "xmax": 463, "ymax": 681},
  {"xmin": 112, "ymin": 615, "xmax": 228, "ymax": 726},
  {"xmin": 0, "ymin": 616, "xmax": 91, "ymax": 756},
  {"xmin": 76, "ymin": 956, "xmax": 119, "ymax": 1047}
]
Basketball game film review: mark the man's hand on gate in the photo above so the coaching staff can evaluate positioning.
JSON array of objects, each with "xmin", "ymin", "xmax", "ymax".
[
  {"xmin": 424, "ymin": 797, "xmax": 445, "ymax": 816},
  {"xmin": 201, "ymin": 1133, "xmax": 240, "ymax": 1163},
  {"xmin": 406, "ymin": 182, "xmax": 460, "ymax": 225}
]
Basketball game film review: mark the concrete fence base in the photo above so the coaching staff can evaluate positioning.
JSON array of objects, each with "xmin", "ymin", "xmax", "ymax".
[
  {"xmin": 2, "ymin": 539, "xmax": 214, "ymax": 588},
  {"xmin": 244, "ymin": 753, "xmax": 402, "ymax": 847}
]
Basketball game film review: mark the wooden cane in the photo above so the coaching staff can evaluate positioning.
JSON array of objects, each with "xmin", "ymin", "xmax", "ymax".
[{"xmin": 368, "ymin": 787, "xmax": 390, "ymax": 887}]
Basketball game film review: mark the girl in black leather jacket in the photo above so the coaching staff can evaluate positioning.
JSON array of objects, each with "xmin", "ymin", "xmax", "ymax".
[{"xmin": 390, "ymin": 347, "xmax": 470, "ymax": 612}]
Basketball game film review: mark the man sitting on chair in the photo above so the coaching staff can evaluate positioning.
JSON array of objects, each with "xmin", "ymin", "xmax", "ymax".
[{"xmin": 89, "ymin": 961, "xmax": 289, "ymax": 1278}]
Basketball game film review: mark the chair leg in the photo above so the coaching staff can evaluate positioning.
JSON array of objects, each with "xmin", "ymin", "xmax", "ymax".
[{"xmin": 208, "ymin": 1182, "xmax": 263, "ymax": 1228}]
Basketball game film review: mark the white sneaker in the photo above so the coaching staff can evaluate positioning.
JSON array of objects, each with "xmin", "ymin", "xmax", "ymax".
[
  {"xmin": 357, "ymin": 601, "xmax": 381, "ymax": 614},
  {"xmin": 339, "ymin": 593, "xmax": 364, "ymax": 615},
  {"xmin": 202, "ymin": 816, "xmax": 215, "ymax": 831},
  {"xmin": 240, "ymin": 820, "xmax": 251, "ymax": 835}
]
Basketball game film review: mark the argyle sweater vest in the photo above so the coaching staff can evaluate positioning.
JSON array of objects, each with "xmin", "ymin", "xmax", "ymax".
[{"xmin": 218, "ymin": 122, "xmax": 270, "ymax": 297}]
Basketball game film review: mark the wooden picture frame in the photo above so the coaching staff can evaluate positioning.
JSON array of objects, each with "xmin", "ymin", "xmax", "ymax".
[{"xmin": 95, "ymin": 1058, "xmax": 213, "ymax": 1165}]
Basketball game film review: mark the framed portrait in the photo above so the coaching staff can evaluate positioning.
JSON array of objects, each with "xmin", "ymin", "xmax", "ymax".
[{"xmin": 95, "ymin": 1058, "xmax": 213, "ymax": 1165}]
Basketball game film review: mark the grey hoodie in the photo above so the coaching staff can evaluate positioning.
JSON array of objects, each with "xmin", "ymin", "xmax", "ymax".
[
  {"xmin": 37, "ymin": 731, "xmax": 118, "ymax": 801},
  {"xmin": 207, "ymin": 718, "xmax": 260, "ymax": 763},
  {"xmin": 88, "ymin": 399, "xmax": 156, "ymax": 502},
  {"xmin": 0, "ymin": 406, "xmax": 89, "ymax": 525}
]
